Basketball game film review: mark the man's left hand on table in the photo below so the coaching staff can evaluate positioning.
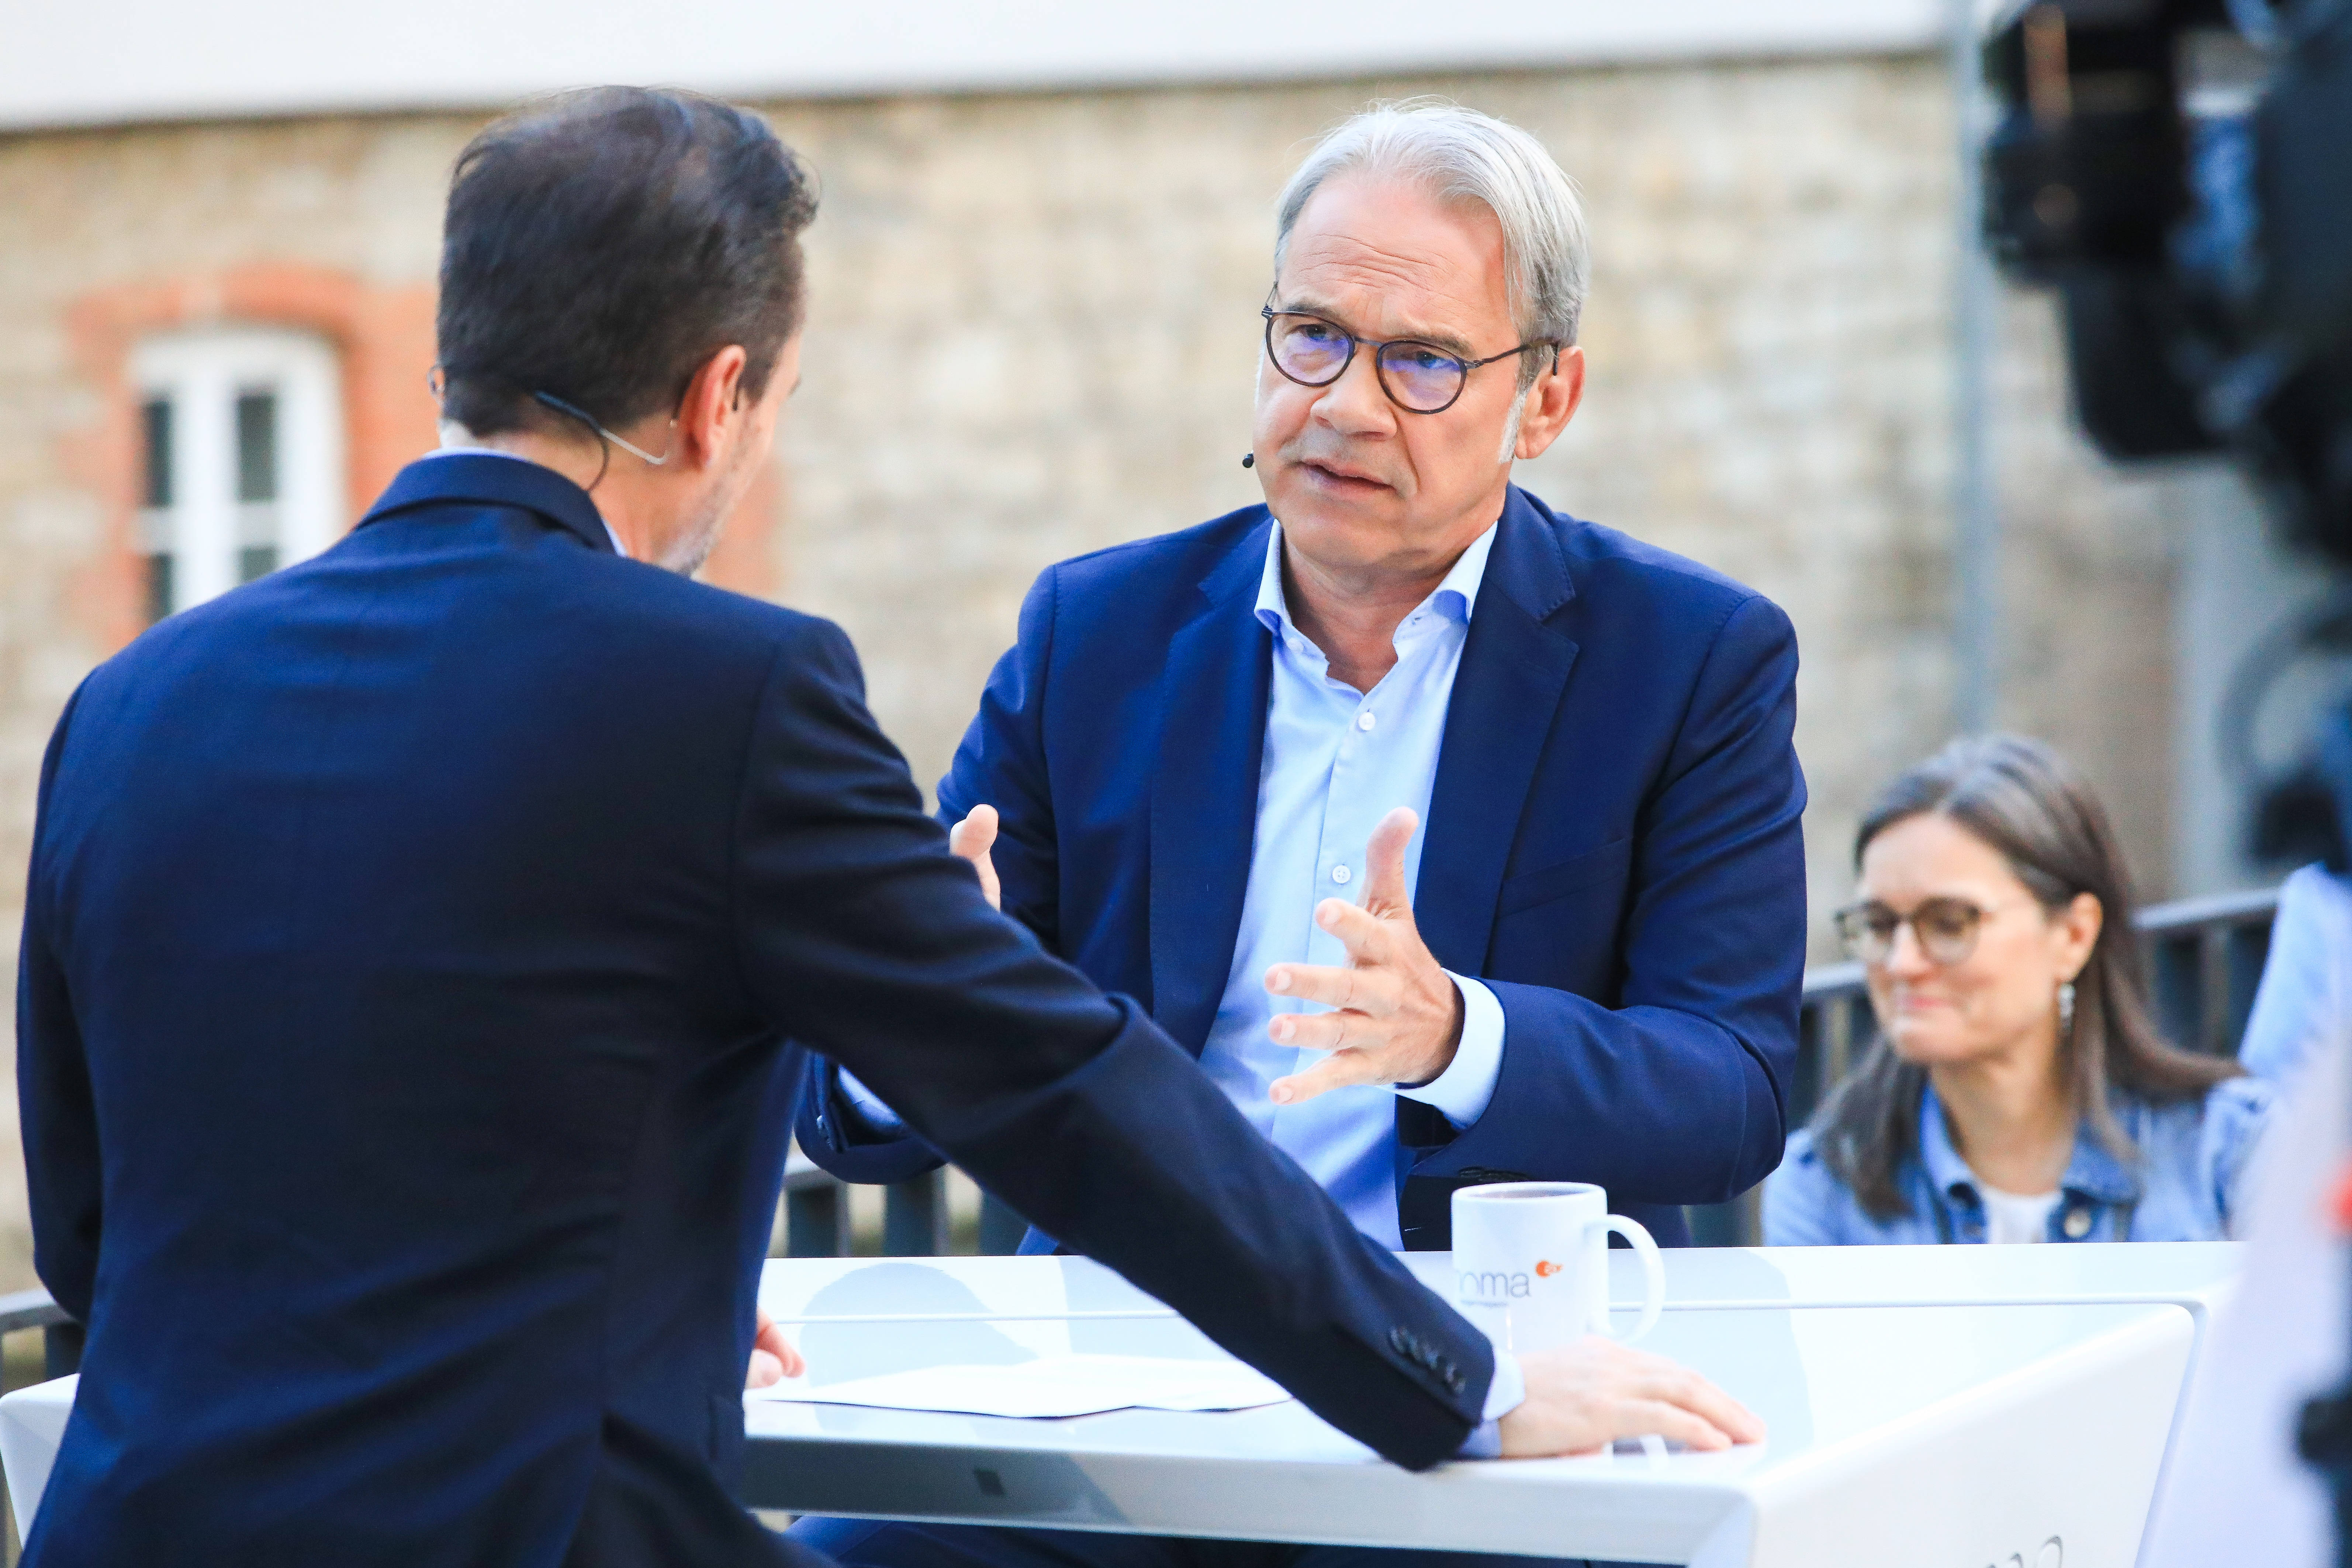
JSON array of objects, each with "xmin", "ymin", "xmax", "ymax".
[
  {"xmin": 1265, "ymin": 807, "xmax": 1465, "ymax": 1104},
  {"xmin": 746, "ymin": 1308, "xmax": 805, "ymax": 1389}
]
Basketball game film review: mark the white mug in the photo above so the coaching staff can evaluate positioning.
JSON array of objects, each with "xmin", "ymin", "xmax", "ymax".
[{"xmin": 1450, "ymin": 1181, "xmax": 1665, "ymax": 1354}]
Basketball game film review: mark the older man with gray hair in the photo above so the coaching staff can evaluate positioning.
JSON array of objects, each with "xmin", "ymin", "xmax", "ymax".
[{"xmin": 796, "ymin": 98, "xmax": 1805, "ymax": 1568}]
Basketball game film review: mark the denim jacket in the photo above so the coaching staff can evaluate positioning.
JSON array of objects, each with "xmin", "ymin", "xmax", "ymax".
[{"xmin": 1763, "ymin": 1075, "xmax": 2274, "ymax": 1246}]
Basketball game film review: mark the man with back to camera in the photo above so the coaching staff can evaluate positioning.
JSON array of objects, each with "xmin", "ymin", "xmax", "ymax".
[
  {"xmin": 14, "ymin": 89, "xmax": 1759, "ymax": 1568},
  {"xmin": 795, "ymin": 101, "xmax": 1806, "ymax": 1568}
]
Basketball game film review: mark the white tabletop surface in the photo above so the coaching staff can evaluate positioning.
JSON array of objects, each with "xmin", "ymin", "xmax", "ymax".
[
  {"xmin": 744, "ymin": 1248, "xmax": 2224, "ymax": 1565},
  {"xmin": 0, "ymin": 1246, "xmax": 2235, "ymax": 1564}
]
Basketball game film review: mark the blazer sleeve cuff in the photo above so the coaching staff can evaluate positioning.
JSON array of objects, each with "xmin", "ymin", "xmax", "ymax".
[{"xmin": 1397, "ymin": 973, "xmax": 1506, "ymax": 1129}]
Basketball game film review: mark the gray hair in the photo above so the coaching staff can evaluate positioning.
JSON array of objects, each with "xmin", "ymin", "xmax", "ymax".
[{"xmin": 1273, "ymin": 100, "xmax": 1590, "ymax": 392}]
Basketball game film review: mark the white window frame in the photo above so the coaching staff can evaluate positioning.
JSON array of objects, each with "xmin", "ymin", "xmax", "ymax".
[{"xmin": 132, "ymin": 325, "xmax": 345, "ymax": 618}]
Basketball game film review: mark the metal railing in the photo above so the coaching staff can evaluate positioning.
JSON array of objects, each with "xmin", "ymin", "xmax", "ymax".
[
  {"xmin": 1683, "ymin": 883, "xmax": 2282, "ymax": 1246},
  {"xmin": 2139, "ymin": 886, "xmax": 2281, "ymax": 1059},
  {"xmin": 0, "ymin": 1290, "xmax": 78, "ymax": 1382},
  {"xmin": 775, "ymin": 1152, "xmax": 1027, "ymax": 1260}
]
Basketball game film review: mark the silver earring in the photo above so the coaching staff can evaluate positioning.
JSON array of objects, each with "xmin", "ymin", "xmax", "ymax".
[{"xmin": 2058, "ymin": 980, "xmax": 2077, "ymax": 1041}]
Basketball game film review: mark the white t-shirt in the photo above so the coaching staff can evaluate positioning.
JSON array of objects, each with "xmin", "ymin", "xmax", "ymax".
[{"xmin": 1977, "ymin": 1182, "xmax": 2061, "ymax": 1244}]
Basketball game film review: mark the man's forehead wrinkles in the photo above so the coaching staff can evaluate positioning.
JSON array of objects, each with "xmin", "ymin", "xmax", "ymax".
[
  {"xmin": 1280, "ymin": 236, "xmax": 1504, "ymax": 357},
  {"xmin": 1289, "ymin": 235, "xmax": 1460, "ymax": 305}
]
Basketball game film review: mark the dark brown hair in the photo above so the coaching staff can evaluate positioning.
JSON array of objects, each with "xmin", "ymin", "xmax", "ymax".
[
  {"xmin": 436, "ymin": 87, "xmax": 819, "ymax": 439},
  {"xmin": 1810, "ymin": 734, "xmax": 2241, "ymax": 1219}
]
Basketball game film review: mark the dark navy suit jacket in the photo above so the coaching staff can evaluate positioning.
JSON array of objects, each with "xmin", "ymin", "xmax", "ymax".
[
  {"xmin": 799, "ymin": 487, "xmax": 1808, "ymax": 1249},
  {"xmin": 15, "ymin": 456, "xmax": 1495, "ymax": 1568}
]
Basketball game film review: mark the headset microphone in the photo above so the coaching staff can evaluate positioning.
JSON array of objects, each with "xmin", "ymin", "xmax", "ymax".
[{"xmin": 1241, "ymin": 453, "xmax": 1255, "ymax": 469}]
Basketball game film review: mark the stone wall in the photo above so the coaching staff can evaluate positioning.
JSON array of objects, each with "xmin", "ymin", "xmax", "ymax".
[{"xmin": 0, "ymin": 53, "xmax": 2187, "ymax": 1287}]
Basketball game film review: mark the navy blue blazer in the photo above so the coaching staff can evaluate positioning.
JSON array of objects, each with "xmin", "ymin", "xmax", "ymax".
[
  {"xmin": 15, "ymin": 456, "xmax": 1495, "ymax": 1568},
  {"xmin": 799, "ymin": 487, "xmax": 1808, "ymax": 1249}
]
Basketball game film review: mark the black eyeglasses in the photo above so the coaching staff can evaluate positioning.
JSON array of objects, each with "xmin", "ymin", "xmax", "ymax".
[
  {"xmin": 1834, "ymin": 897, "xmax": 2024, "ymax": 967},
  {"xmin": 1261, "ymin": 306, "xmax": 1557, "ymax": 415}
]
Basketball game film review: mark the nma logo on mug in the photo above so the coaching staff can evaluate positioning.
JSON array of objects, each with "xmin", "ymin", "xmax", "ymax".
[{"xmin": 1457, "ymin": 1260, "xmax": 1562, "ymax": 1305}]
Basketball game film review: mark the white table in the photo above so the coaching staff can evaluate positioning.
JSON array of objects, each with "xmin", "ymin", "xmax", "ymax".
[
  {"xmin": 0, "ymin": 1246, "xmax": 2237, "ymax": 1565},
  {"xmin": 740, "ymin": 1246, "xmax": 2237, "ymax": 1567}
]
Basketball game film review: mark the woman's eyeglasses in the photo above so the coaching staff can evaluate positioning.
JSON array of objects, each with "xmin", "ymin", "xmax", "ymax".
[
  {"xmin": 1261, "ymin": 307, "xmax": 1555, "ymax": 415},
  {"xmin": 1833, "ymin": 897, "xmax": 2019, "ymax": 966}
]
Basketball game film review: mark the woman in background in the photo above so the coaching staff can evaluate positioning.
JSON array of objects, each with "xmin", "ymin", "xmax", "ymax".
[{"xmin": 1767, "ymin": 735, "xmax": 2272, "ymax": 1245}]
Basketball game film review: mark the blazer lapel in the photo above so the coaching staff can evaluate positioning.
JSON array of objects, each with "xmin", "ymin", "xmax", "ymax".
[
  {"xmin": 1148, "ymin": 521, "xmax": 1276, "ymax": 1056},
  {"xmin": 1417, "ymin": 489, "xmax": 1581, "ymax": 974}
]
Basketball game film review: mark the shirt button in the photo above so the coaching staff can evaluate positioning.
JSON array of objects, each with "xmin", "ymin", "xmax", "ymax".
[
  {"xmin": 2062, "ymin": 1207, "xmax": 2093, "ymax": 1239},
  {"xmin": 1356, "ymin": 712, "xmax": 1377, "ymax": 731},
  {"xmin": 1331, "ymin": 865, "xmax": 1352, "ymax": 885}
]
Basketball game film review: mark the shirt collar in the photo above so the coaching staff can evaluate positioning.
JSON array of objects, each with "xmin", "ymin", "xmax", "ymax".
[
  {"xmin": 1915, "ymin": 1087, "xmax": 1974, "ymax": 1199},
  {"xmin": 1915, "ymin": 1081, "xmax": 2142, "ymax": 1206},
  {"xmin": 1253, "ymin": 518, "xmax": 1500, "ymax": 639}
]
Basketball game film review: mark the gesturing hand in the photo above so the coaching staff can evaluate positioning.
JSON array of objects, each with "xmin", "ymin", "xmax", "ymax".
[
  {"xmin": 745, "ymin": 1308, "xmax": 805, "ymax": 1389},
  {"xmin": 1500, "ymin": 1337, "xmax": 1764, "ymax": 1457},
  {"xmin": 1266, "ymin": 806, "xmax": 1463, "ymax": 1105},
  {"xmin": 949, "ymin": 804, "xmax": 1001, "ymax": 911}
]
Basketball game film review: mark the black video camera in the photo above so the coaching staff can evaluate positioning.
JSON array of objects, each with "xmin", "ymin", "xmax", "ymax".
[{"xmin": 1980, "ymin": 0, "xmax": 2352, "ymax": 868}]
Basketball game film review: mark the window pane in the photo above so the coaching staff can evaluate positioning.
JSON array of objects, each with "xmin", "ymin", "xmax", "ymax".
[
  {"xmin": 142, "ymin": 398, "xmax": 173, "ymax": 509},
  {"xmin": 236, "ymin": 391, "xmax": 278, "ymax": 503},
  {"xmin": 238, "ymin": 546, "xmax": 280, "ymax": 584}
]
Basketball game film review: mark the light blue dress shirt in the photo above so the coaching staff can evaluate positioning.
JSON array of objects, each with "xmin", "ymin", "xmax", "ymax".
[
  {"xmin": 1200, "ymin": 519, "xmax": 1508, "ymax": 1253},
  {"xmin": 1224, "ymin": 519, "xmax": 1518, "ymax": 1438}
]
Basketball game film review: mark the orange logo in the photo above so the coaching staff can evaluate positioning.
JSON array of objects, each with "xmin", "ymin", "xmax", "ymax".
[{"xmin": 1534, "ymin": 1260, "xmax": 1562, "ymax": 1278}]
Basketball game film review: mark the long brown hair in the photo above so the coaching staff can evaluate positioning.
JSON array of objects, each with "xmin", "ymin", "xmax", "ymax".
[{"xmin": 1811, "ymin": 734, "xmax": 2241, "ymax": 1220}]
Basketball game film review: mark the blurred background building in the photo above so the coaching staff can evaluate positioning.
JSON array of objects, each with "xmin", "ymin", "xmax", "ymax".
[{"xmin": 0, "ymin": 1, "xmax": 2326, "ymax": 1287}]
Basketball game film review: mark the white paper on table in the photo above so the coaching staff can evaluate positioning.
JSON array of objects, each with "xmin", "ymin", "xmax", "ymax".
[{"xmin": 750, "ymin": 1353, "xmax": 1291, "ymax": 1419}]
